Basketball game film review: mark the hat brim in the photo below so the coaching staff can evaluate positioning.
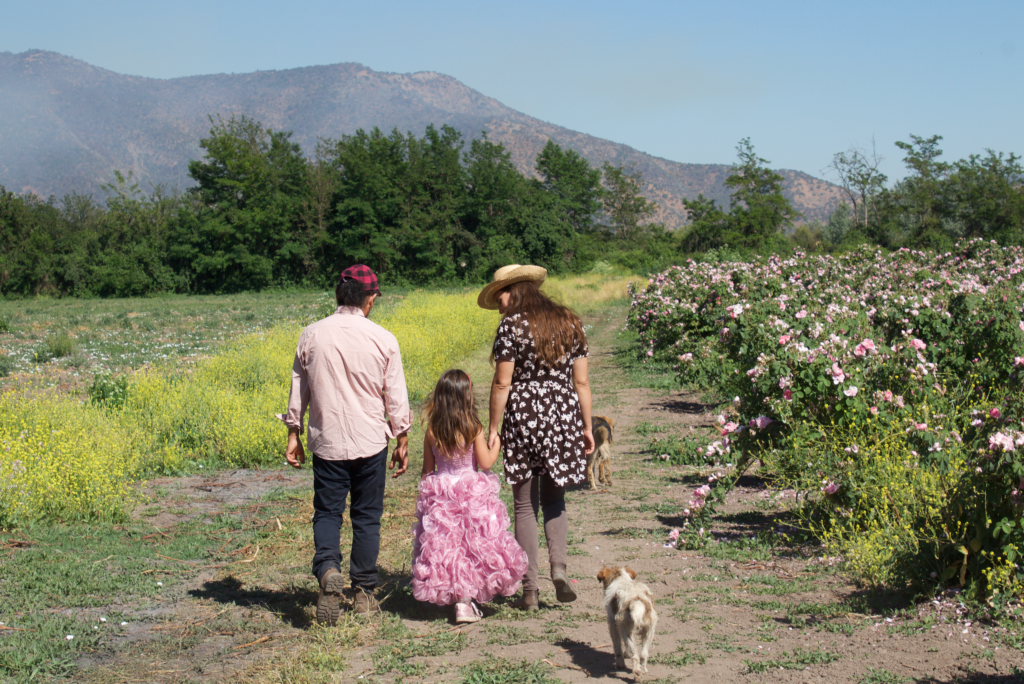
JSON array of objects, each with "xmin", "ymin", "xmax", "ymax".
[{"xmin": 477, "ymin": 267, "xmax": 547, "ymax": 310}]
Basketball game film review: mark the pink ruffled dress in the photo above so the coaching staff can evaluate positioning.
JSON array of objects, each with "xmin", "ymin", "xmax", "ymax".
[{"xmin": 411, "ymin": 442, "xmax": 528, "ymax": 605}]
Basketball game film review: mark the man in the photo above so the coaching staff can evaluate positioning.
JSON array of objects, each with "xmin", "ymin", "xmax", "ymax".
[{"xmin": 283, "ymin": 264, "xmax": 411, "ymax": 625}]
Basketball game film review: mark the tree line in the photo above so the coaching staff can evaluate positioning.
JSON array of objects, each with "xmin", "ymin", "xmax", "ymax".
[
  {"xmin": 679, "ymin": 135, "xmax": 1024, "ymax": 256},
  {"xmin": 1, "ymin": 119, "xmax": 1021, "ymax": 298},
  {"xmin": 0, "ymin": 116, "xmax": 660, "ymax": 297}
]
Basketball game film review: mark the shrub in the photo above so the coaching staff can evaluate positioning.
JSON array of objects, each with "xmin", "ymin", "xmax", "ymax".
[
  {"xmin": 0, "ymin": 392, "xmax": 156, "ymax": 525},
  {"xmin": 44, "ymin": 332, "xmax": 76, "ymax": 359},
  {"xmin": 629, "ymin": 239, "xmax": 1024, "ymax": 598}
]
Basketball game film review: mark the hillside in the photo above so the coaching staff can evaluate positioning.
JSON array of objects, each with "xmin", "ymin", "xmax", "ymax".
[{"xmin": 0, "ymin": 50, "xmax": 843, "ymax": 224}]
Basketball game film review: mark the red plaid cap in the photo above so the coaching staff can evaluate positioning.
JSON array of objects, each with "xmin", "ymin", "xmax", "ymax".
[{"xmin": 339, "ymin": 264, "xmax": 380, "ymax": 293}]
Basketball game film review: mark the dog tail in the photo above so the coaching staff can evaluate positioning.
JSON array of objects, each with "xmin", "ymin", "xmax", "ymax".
[
  {"xmin": 629, "ymin": 599, "xmax": 647, "ymax": 625},
  {"xmin": 593, "ymin": 416, "xmax": 614, "ymax": 444}
]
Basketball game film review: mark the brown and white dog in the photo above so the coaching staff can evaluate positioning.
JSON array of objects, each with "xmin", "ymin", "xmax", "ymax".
[
  {"xmin": 587, "ymin": 416, "xmax": 615, "ymax": 490},
  {"xmin": 597, "ymin": 565, "xmax": 658, "ymax": 679}
]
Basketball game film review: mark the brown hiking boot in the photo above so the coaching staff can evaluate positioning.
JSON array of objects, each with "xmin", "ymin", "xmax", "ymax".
[
  {"xmin": 315, "ymin": 568, "xmax": 345, "ymax": 626},
  {"xmin": 352, "ymin": 587, "xmax": 381, "ymax": 615},
  {"xmin": 551, "ymin": 564, "xmax": 577, "ymax": 603},
  {"xmin": 511, "ymin": 589, "xmax": 539, "ymax": 612}
]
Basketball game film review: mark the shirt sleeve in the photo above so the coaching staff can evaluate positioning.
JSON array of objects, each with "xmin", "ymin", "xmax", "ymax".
[
  {"xmin": 383, "ymin": 338, "xmax": 413, "ymax": 438},
  {"xmin": 493, "ymin": 316, "xmax": 518, "ymax": 363},
  {"xmin": 282, "ymin": 331, "xmax": 310, "ymax": 432}
]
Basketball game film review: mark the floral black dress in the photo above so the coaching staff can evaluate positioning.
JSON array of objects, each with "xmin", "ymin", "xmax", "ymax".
[{"xmin": 493, "ymin": 313, "xmax": 588, "ymax": 487}]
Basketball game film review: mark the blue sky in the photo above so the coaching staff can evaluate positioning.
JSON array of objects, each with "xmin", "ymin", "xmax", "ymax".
[{"xmin": 3, "ymin": 0, "xmax": 1021, "ymax": 182}]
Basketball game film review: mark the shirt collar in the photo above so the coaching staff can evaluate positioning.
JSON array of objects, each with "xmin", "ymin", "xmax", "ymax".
[{"xmin": 335, "ymin": 305, "xmax": 366, "ymax": 318}]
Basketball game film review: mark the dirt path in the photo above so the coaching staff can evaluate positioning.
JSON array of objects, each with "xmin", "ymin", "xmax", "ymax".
[{"xmin": 60, "ymin": 303, "xmax": 1024, "ymax": 683}]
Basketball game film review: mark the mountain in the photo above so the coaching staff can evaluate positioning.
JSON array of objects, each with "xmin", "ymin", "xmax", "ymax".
[{"xmin": 0, "ymin": 50, "xmax": 843, "ymax": 224}]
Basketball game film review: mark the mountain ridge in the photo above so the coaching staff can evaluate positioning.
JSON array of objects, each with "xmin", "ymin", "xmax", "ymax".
[{"xmin": 0, "ymin": 50, "xmax": 843, "ymax": 224}]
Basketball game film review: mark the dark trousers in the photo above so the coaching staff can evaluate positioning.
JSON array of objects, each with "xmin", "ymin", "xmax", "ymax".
[{"xmin": 311, "ymin": 446, "xmax": 387, "ymax": 589}]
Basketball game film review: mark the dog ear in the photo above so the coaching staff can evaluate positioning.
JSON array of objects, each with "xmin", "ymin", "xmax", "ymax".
[
  {"xmin": 625, "ymin": 566, "xmax": 637, "ymax": 580},
  {"xmin": 607, "ymin": 418, "xmax": 615, "ymax": 428},
  {"xmin": 597, "ymin": 567, "xmax": 608, "ymax": 583}
]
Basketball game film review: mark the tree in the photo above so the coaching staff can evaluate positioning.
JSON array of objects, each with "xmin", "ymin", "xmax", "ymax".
[
  {"xmin": 827, "ymin": 141, "xmax": 887, "ymax": 228},
  {"xmin": 534, "ymin": 140, "xmax": 603, "ymax": 234},
  {"xmin": 600, "ymin": 162, "xmax": 658, "ymax": 244},
  {"xmin": 823, "ymin": 202, "xmax": 852, "ymax": 247},
  {"xmin": 679, "ymin": 194, "xmax": 730, "ymax": 253},
  {"xmin": 179, "ymin": 114, "xmax": 308, "ymax": 292},
  {"xmin": 946, "ymin": 151, "xmax": 1024, "ymax": 244},
  {"xmin": 725, "ymin": 138, "xmax": 801, "ymax": 245},
  {"xmin": 878, "ymin": 134, "xmax": 951, "ymax": 248}
]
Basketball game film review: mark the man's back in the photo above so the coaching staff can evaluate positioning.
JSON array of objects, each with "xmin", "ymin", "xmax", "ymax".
[{"xmin": 285, "ymin": 306, "xmax": 411, "ymax": 461}]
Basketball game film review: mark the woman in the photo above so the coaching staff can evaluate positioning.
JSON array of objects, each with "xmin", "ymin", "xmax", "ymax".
[{"xmin": 480, "ymin": 264, "xmax": 595, "ymax": 611}]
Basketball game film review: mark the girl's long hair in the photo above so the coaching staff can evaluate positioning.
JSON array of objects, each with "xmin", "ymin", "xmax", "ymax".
[
  {"xmin": 423, "ymin": 369, "xmax": 482, "ymax": 457},
  {"xmin": 501, "ymin": 280, "xmax": 585, "ymax": 367}
]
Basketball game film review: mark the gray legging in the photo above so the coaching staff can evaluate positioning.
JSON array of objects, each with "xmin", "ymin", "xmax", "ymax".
[{"xmin": 511, "ymin": 472, "xmax": 568, "ymax": 592}]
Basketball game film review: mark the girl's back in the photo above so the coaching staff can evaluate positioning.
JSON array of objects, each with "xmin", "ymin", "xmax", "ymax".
[{"xmin": 432, "ymin": 441, "xmax": 477, "ymax": 476}]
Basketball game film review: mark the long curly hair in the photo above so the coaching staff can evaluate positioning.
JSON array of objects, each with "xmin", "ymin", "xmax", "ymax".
[
  {"xmin": 501, "ymin": 280, "xmax": 585, "ymax": 367},
  {"xmin": 423, "ymin": 369, "xmax": 482, "ymax": 457}
]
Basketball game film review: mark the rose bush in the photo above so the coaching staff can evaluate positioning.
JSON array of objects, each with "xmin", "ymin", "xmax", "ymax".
[{"xmin": 629, "ymin": 239, "xmax": 1024, "ymax": 599}]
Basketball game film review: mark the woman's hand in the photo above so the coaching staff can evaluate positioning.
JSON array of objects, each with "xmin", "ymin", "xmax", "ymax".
[
  {"xmin": 582, "ymin": 429, "xmax": 595, "ymax": 455},
  {"xmin": 488, "ymin": 426, "xmax": 500, "ymax": 450}
]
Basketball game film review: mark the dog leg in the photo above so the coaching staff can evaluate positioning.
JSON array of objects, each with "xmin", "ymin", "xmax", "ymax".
[
  {"xmin": 607, "ymin": 611, "xmax": 625, "ymax": 670},
  {"xmin": 601, "ymin": 458, "xmax": 613, "ymax": 487},
  {"xmin": 587, "ymin": 456, "xmax": 597, "ymax": 491},
  {"xmin": 619, "ymin": 615, "xmax": 637, "ymax": 675}
]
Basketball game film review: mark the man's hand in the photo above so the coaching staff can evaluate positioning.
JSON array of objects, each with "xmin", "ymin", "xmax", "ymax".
[
  {"xmin": 389, "ymin": 433, "xmax": 409, "ymax": 478},
  {"xmin": 286, "ymin": 429, "xmax": 306, "ymax": 468}
]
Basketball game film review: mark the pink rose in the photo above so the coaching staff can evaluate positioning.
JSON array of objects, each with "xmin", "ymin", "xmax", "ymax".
[
  {"xmin": 779, "ymin": 335, "xmax": 791, "ymax": 345},
  {"xmin": 783, "ymin": 389, "xmax": 792, "ymax": 401},
  {"xmin": 870, "ymin": 406, "xmax": 878, "ymax": 416},
  {"xmin": 721, "ymin": 421, "xmax": 739, "ymax": 435},
  {"xmin": 830, "ymin": 363, "xmax": 846, "ymax": 385},
  {"xmin": 910, "ymin": 338, "xmax": 927, "ymax": 351},
  {"xmin": 895, "ymin": 395, "xmax": 905, "ymax": 408},
  {"xmin": 668, "ymin": 529, "xmax": 680, "ymax": 541},
  {"xmin": 916, "ymin": 423, "xmax": 928, "ymax": 431},
  {"xmin": 796, "ymin": 310, "xmax": 808, "ymax": 319},
  {"xmin": 750, "ymin": 416, "xmax": 773, "ymax": 429},
  {"xmin": 822, "ymin": 481, "xmax": 840, "ymax": 496},
  {"xmin": 844, "ymin": 386, "xmax": 859, "ymax": 397},
  {"xmin": 883, "ymin": 390, "xmax": 894, "ymax": 402},
  {"xmin": 991, "ymin": 408, "xmax": 1002, "ymax": 420}
]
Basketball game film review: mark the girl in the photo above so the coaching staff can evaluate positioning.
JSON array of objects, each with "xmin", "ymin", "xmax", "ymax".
[{"xmin": 411, "ymin": 369, "xmax": 529, "ymax": 623}]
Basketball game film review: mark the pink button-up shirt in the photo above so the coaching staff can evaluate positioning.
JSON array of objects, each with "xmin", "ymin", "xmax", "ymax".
[{"xmin": 283, "ymin": 306, "xmax": 412, "ymax": 461}]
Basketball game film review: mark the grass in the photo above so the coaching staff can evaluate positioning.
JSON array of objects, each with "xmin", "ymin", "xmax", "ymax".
[
  {"xmin": 612, "ymin": 326, "xmax": 681, "ymax": 391},
  {"xmin": 459, "ymin": 656, "xmax": 560, "ymax": 683},
  {"xmin": 743, "ymin": 647, "xmax": 841, "ymax": 673},
  {"xmin": 0, "ymin": 290, "xmax": 337, "ymax": 390},
  {"xmin": 858, "ymin": 668, "xmax": 911, "ymax": 683},
  {"xmin": 484, "ymin": 624, "xmax": 537, "ymax": 645},
  {"xmin": 0, "ymin": 492, "xmax": 306, "ymax": 682},
  {"xmin": 651, "ymin": 645, "xmax": 707, "ymax": 667}
]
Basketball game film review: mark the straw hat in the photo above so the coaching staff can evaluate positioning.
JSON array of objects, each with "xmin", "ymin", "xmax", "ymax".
[{"xmin": 477, "ymin": 264, "xmax": 547, "ymax": 310}]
